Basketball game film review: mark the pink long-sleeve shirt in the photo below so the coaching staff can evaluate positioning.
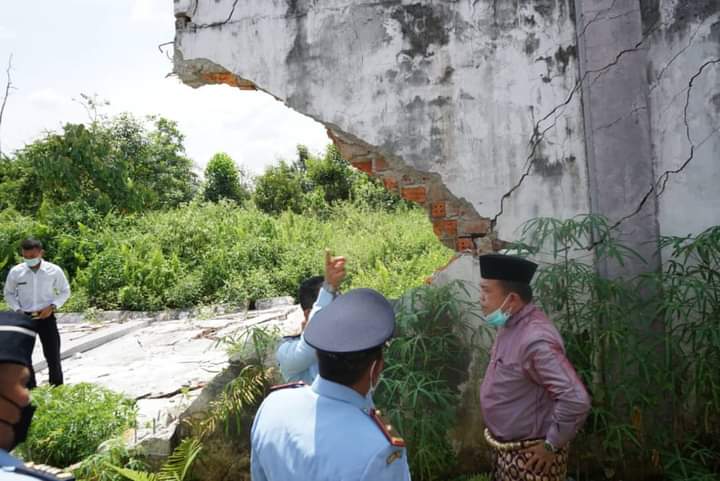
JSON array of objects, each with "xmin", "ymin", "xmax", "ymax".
[{"xmin": 480, "ymin": 303, "xmax": 591, "ymax": 448}]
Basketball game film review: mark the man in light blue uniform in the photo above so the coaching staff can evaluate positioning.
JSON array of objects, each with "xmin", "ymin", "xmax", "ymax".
[
  {"xmin": 276, "ymin": 250, "xmax": 345, "ymax": 384},
  {"xmin": 251, "ymin": 288, "xmax": 411, "ymax": 481},
  {"xmin": 0, "ymin": 311, "xmax": 73, "ymax": 480}
]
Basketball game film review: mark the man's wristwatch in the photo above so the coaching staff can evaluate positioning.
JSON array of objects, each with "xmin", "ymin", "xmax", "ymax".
[
  {"xmin": 543, "ymin": 440, "xmax": 558, "ymax": 454},
  {"xmin": 50, "ymin": 304, "xmax": 57, "ymax": 312}
]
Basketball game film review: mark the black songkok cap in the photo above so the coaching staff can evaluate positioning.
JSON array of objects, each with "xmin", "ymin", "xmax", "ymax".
[
  {"xmin": 479, "ymin": 254, "xmax": 538, "ymax": 285},
  {"xmin": 304, "ymin": 288, "xmax": 395, "ymax": 353},
  {"xmin": 0, "ymin": 311, "xmax": 36, "ymax": 367}
]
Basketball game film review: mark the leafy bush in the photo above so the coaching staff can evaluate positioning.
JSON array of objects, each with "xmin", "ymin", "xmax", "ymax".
[
  {"xmin": 17, "ymin": 383, "xmax": 137, "ymax": 467},
  {"xmin": 110, "ymin": 438, "xmax": 202, "ymax": 481},
  {"xmin": 509, "ymin": 216, "xmax": 720, "ymax": 480},
  {"xmin": 376, "ymin": 282, "xmax": 483, "ymax": 481},
  {"xmin": 253, "ymin": 161, "xmax": 306, "ymax": 215},
  {"xmin": 0, "ymin": 201, "xmax": 450, "ymax": 312},
  {"xmin": 3, "ymin": 112, "xmax": 197, "ymax": 216},
  {"xmin": 203, "ymin": 152, "xmax": 249, "ymax": 204},
  {"xmin": 73, "ymin": 438, "xmax": 148, "ymax": 481}
]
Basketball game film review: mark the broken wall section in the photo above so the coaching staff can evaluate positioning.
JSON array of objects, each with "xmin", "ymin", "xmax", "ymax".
[{"xmin": 174, "ymin": 0, "xmax": 591, "ymax": 248}]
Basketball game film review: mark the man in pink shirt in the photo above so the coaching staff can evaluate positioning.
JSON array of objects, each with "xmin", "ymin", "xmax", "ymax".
[{"xmin": 479, "ymin": 254, "xmax": 591, "ymax": 481}]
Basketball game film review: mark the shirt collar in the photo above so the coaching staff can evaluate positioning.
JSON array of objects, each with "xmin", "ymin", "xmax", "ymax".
[
  {"xmin": 312, "ymin": 376, "xmax": 373, "ymax": 412},
  {"xmin": 505, "ymin": 303, "xmax": 536, "ymax": 329}
]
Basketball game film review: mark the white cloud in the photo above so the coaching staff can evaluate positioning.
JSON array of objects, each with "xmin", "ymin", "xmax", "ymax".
[
  {"xmin": 0, "ymin": 2, "xmax": 330, "ymax": 172},
  {"xmin": 102, "ymin": 76, "xmax": 329, "ymax": 173}
]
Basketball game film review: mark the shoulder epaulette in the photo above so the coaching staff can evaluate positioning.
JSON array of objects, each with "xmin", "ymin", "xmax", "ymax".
[
  {"xmin": 12, "ymin": 462, "xmax": 75, "ymax": 480},
  {"xmin": 269, "ymin": 381, "xmax": 306, "ymax": 392},
  {"xmin": 369, "ymin": 408, "xmax": 405, "ymax": 447}
]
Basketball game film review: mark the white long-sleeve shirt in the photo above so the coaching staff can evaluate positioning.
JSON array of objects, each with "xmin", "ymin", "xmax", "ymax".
[
  {"xmin": 275, "ymin": 287, "xmax": 335, "ymax": 384},
  {"xmin": 3, "ymin": 260, "xmax": 71, "ymax": 313}
]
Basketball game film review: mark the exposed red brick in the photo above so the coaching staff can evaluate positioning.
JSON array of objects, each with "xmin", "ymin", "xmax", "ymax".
[
  {"xmin": 352, "ymin": 161, "xmax": 373, "ymax": 174},
  {"xmin": 201, "ymin": 72, "xmax": 256, "ymax": 90},
  {"xmin": 401, "ymin": 186, "xmax": 427, "ymax": 204},
  {"xmin": 374, "ymin": 156, "xmax": 388, "ymax": 172},
  {"xmin": 430, "ymin": 202, "xmax": 446, "ymax": 218},
  {"xmin": 383, "ymin": 177, "xmax": 398, "ymax": 191},
  {"xmin": 457, "ymin": 237, "xmax": 475, "ymax": 252},
  {"xmin": 440, "ymin": 219, "xmax": 458, "ymax": 236},
  {"xmin": 433, "ymin": 221, "xmax": 443, "ymax": 237}
]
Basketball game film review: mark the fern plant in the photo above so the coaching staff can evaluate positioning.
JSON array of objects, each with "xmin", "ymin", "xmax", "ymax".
[
  {"xmin": 193, "ymin": 364, "xmax": 274, "ymax": 439},
  {"xmin": 109, "ymin": 438, "xmax": 202, "ymax": 481}
]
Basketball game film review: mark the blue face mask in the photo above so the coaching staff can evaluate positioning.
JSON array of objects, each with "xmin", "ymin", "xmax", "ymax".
[{"xmin": 483, "ymin": 296, "xmax": 511, "ymax": 328}]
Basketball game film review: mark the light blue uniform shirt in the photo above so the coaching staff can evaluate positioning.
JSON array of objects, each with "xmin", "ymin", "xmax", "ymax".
[
  {"xmin": 1, "ymin": 449, "xmax": 71, "ymax": 480},
  {"xmin": 250, "ymin": 377, "xmax": 411, "ymax": 481},
  {"xmin": 276, "ymin": 287, "xmax": 335, "ymax": 384}
]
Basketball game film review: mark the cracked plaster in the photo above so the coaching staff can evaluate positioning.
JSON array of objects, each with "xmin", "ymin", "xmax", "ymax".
[{"xmin": 172, "ymin": 0, "xmax": 720, "ymax": 265}]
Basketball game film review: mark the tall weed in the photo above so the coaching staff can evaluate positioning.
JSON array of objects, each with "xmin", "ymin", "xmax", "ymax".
[{"xmin": 508, "ymin": 216, "xmax": 720, "ymax": 480}]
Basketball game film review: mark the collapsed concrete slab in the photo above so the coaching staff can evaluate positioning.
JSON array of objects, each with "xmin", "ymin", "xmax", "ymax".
[{"xmin": 33, "ymin": 304, "xmax": 304, "ymax": 461}]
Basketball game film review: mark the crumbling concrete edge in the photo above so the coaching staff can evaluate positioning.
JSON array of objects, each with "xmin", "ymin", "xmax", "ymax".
[{"xmin": 172, "ymin": 52, "xmax": 505, "ymax": 256}]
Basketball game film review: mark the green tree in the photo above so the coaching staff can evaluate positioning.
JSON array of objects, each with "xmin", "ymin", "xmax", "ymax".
[
  {"xmin": 0, "ymin": 153, "xmax": 42, "ymax": 213},
  {"xmin": 253, "ymin": 161, "xmax": 306, "ymax": 215},
  {"xmin": 305, "ymin": 144, "xmax": 353, "ymax": 204},
  {"xmin": 8, "ymin": 113, "xmax": 197, "ymax": 215},
  {"xmin": 203, "ymin": 152, "xmax": 249, "ymax": 204}
]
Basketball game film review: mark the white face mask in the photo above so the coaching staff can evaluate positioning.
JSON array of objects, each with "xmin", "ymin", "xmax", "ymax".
[{"xmin": 23, "ymin": 257, "xmax": 41, "ymax": 268}]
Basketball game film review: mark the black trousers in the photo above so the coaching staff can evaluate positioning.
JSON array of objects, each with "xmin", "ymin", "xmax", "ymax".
[{"xmin": 27, "ymin": 314, "xmax": 63, "ymax": 387}]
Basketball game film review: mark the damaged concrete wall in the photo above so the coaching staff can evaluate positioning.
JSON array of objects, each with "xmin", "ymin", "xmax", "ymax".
[
  {"xmin": 173, "ymin": 0, "xmax": 590, "ymax": 254},
  {"xmin": 172, "ymin": 0, "xmax": 720, "ymax": 474},
  {"xmin": 644, "ymin": 1, "xmax": 720, "ymax": 239}
]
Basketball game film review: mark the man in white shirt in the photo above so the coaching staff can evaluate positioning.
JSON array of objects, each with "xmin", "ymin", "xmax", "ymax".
[
  {"xmin": 276, "ymin": 250, "xmax": 346, "ymax": 384},
  {"xmin": 3, "ymin": 239, "xmax": 71, "ymax": 387}
]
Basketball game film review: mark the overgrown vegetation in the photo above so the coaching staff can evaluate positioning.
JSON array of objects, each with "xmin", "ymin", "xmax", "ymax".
[
  {"xmin": 509, "ymin": 215, "xmax": 720, "ymax": 481},
  {"xmin": 0, "ymin": 201, "xmax": 449, "ymax": 312},
  {"xmin": 73, "ymin": 439, "xmax": 148, "ymax": 481},
  {"xmin": 109, "ymin": 438, "xmax": 203, "ymax": 481},
  {"xmin": 16, "ymin": 383, "xmax": 137, "ymax": 468},
  {"xmin": 376, "ymin": 282, "xmax": 484, "ymax": 480},
  {"xmin": 0, "ymin": 108, "xmax": 441, "ymax": 313}
]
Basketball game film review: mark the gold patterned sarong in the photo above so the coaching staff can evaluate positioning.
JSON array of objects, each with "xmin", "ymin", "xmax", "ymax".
[{"xmin": 484, "ymin": 429, "xmax": 568, "ymax": 481}]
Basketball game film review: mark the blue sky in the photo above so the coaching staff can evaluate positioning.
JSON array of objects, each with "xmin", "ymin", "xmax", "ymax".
[{"xmin": 0, "ymin": 1, "xmax": 330, "ymax": 174}]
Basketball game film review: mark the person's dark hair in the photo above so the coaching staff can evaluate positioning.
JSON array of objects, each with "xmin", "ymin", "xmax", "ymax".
[
  {"xmin": 298, "ymin": 276, "xmax": 324, "ymax": 310},
  {"xmin": 20, "ymin": 239, "xmax": 43, "ymax": 251},
  {"xmin": 499, "ymin": 280, "xmax": 533, "ymax": 303},
  {"xmin": 317, "ymin": 346, "xmax": 383, "ymax": 386}
]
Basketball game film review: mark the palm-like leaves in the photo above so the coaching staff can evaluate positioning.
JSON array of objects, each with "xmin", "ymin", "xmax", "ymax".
[{"xmin": 109, "ymin": 438, "xmax": 202, "ymax": 481}]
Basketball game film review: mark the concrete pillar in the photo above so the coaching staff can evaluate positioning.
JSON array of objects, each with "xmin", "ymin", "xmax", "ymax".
[{"xmin": 574, "ymin": 0, "xmax": 661, "ymax": 278}]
